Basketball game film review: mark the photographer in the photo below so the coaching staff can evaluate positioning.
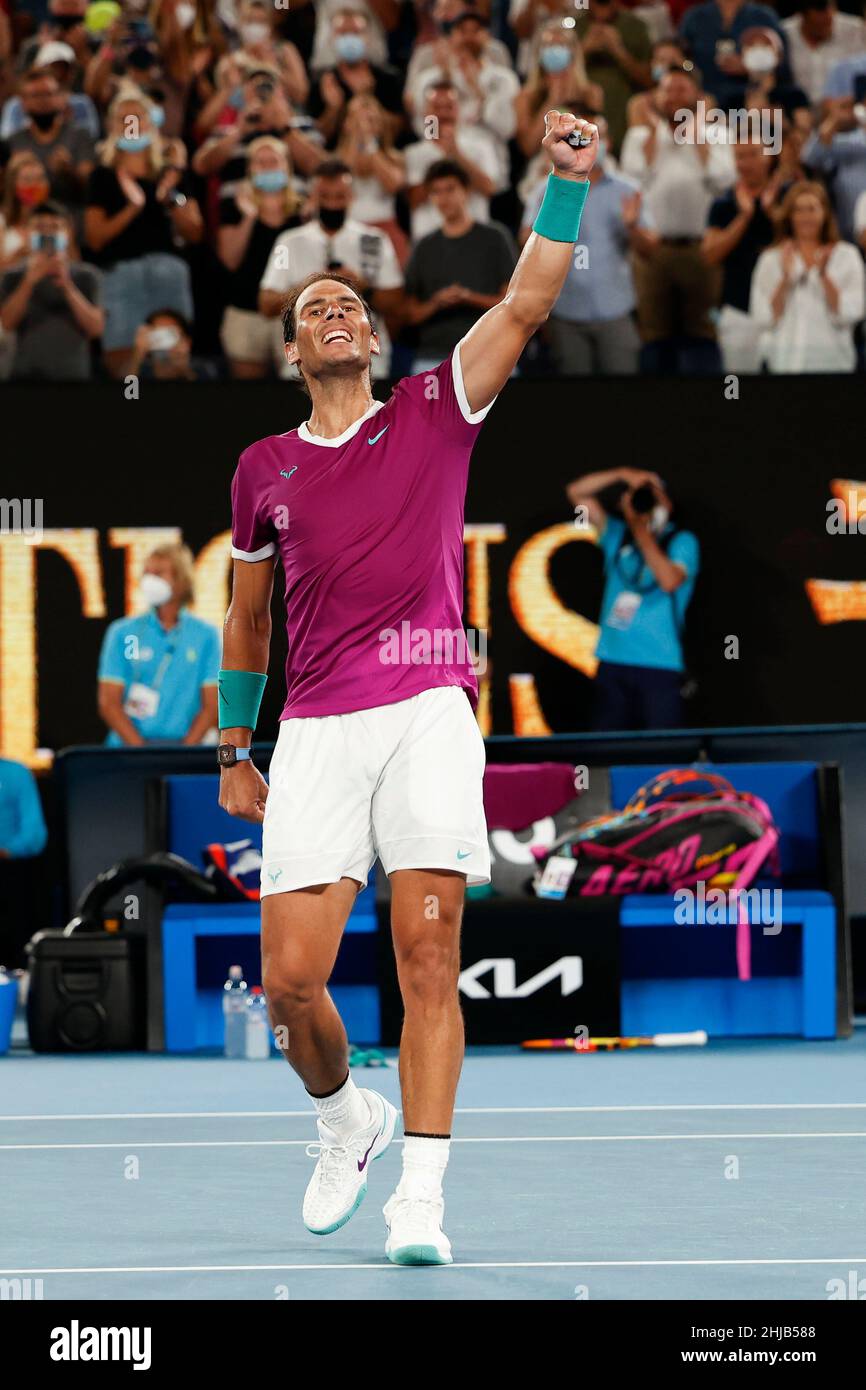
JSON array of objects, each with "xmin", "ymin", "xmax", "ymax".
[
  {"xmin": 0, "ymin": 199, "xmax": 103, "ymax": 379},
  {"xmin": 566, "ymin": 467, "xmax": 699, "ymax": 731},
  {"xmin": 192, "ymin": 64, "xmax": 322, "ymax": 188},
  {"xmin": 128, "ymin": 306, "xmax": 216, "ymax": 380}
]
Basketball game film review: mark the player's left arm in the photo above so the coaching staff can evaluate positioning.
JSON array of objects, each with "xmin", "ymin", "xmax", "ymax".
[{"xmin": 458, "ymin": 110, "xmax": 598, "ymax": 415}]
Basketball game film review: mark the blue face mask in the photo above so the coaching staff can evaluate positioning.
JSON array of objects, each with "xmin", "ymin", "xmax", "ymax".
[
  {"xmin": 252, "ymin": 169, "xmax": 289, "ymax": 192},
  {"xmin": 540, "ymin": 44, "xmax": 572, "ymax": 75},
  {"xmin": 149, "ymin": 105, "xmax": 165, "ymax": 128},
  {"xmin": 228, "ymin": 86, "xmax": 245, "ymax": 110},
  {"xmin": 116, "ymin": 133, "xmax": 152, "ymax": 152},
  {"xmin": 334, "ymin": 33, "xmax": 366, "ymax": 64},
  {"xmin": 652, "ymin": 63, "xmax": 667, "ymax": 84}
]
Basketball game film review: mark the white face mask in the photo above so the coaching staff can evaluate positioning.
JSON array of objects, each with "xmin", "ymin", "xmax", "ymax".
[
  {"xmin": 241, "ymin": 22, "xmax": 270, "ymax": 45},
  {"xmin": 743, "ymin": 46, "xmax": 776, "ymax": 76},
  {"xmin": 138, "ymin": 573, "xmax": 174, "ymax": 608},
  {"xmin": 175, "ymin": 2, "xmax": 197, "ymax": 31}
]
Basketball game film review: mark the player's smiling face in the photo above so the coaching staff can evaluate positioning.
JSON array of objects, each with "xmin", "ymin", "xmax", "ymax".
[{"xmin": 286, "ymin": 280, "xmax": 380, "ymax": 380}]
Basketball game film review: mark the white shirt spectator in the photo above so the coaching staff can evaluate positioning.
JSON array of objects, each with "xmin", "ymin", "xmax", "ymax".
[
  {"xmin": 782, "ymin": 12, "xmax": 866, "ymax": 106},
  {"xmin": 407, "ymin": 33, "xmax": 513, "ymax": 89},
  {"xmin": 406, "ymin": 61, "xmax": 520, "ymax": 147},
  {"xmin": 620, "ymin": 122, "xmax": 734, "ymax": 237},
  {"xmin": 349, "ymin": 173, "xmax": 397, "ymax": 225},
  {"xmin": 750, "ymin": 241, "xmax": 865, "ymax": 372},
  {"xmin": 404, "ymin": 127, "xmax": 506, "ymax": 241},
  {"xmin": 311, "ymin": 0, "xmax": 389, "ymax": 72},
  {"xmin": 260, "ymin": 218, "xmax": 403, "ymax": 379}
]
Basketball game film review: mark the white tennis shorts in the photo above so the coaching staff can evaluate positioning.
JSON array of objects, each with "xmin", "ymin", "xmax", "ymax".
[{"xmin": 260, "ymin": 686, "xmax": 490, "ymax": 896}]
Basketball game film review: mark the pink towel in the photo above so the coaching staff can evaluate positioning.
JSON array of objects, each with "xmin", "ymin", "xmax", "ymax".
[{"xmin": 483, "ymin": 763, "xmax": 579, "ymax": 832}]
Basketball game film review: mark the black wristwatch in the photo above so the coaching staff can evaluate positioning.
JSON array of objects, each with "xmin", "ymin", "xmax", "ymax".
[{"xmin": 217, "ymin": 744, "xmax": 252, "ymax": 768}]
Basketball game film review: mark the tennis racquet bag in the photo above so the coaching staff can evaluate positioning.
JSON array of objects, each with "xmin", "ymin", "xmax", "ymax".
[{"xmin": 532, "ymin": 769, "xmax": 779, "ymax": 981}]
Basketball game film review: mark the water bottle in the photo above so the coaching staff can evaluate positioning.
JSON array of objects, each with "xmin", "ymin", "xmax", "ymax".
[
  {"xmin": 245, "ymin": 986, "xmax": 271, "ymax": 1060},
  {"xmin": 222, "ymin": 965, "xmax": 248, "ymax": 1058}
]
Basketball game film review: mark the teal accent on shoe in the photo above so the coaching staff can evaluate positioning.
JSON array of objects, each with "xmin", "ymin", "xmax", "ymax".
[
  {"xmin": 305, "ymin": 1180, "xmax": 367, "ymax": 1237},
  {"xmin": 387, "ymin": 1244, "xmax": 452, "ymax": 1266}
]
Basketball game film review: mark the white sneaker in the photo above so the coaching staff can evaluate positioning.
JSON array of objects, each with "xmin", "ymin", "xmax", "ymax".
[
  {"xmin": 383, "ymin": 1193, "xmax": 453, "ymax": 1266},
  {"xmin": 303, "ymin": 1089, "xmax": 398, "ymax": 1236}
]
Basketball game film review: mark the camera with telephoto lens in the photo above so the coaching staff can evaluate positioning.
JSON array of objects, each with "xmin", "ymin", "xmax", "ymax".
[
  {"xmin": 255, "ymin": 79, "xmax": 275, "ymax": 102},
  {"xmin": 33, "ymin": 232, "xmax": 61, "ymax": 253}
]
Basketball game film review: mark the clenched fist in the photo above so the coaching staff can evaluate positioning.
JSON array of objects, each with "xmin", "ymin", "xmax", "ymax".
[
  {"xmin": 219, "ymin": 760, "xmax": 270, "ymax": 824},
  {"xmin": 542, "ymin": 110, "xmax": 598, "ymax": 181}
]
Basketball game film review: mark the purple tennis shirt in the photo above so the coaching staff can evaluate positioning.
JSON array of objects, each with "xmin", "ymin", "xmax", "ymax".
[{"xmin": 230, "ymin": 345, "xmax": 494, "ymax": 720}]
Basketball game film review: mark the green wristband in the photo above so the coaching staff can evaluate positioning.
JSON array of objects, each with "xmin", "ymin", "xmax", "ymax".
[
  {"xmin": 218, "ymin": 669, "xmax": 267, "ymax": 733},
  {"xmin": 532, "ymin": 173, "xmax": 589, "ymax": 243}
]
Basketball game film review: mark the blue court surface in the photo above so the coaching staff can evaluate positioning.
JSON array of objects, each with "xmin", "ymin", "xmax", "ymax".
[{"xmin": 2, "ymin": 1031, "xmax": 865, "ymax": 1302}]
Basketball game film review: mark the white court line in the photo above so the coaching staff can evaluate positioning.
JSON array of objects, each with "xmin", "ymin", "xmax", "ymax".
[
  {"xmin": 3, "ymin": 1131, "xmax": 866, "ymax": 1151},
  {"xmin": 0, "ymin": 1257, "xmax": 864, "ymax": 1275},
  {"xmin": 2, "ymin": 1102, "xmax": 866, "ymax": 1121}
]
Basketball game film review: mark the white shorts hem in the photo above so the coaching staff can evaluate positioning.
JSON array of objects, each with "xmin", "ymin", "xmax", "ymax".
[
  {"xmin": 379, "ymin": 835, "xmax": 491, "ymax": 886},
  {"xmin": 260, "ymin": 852, "xmax": 373, "ymax": 897}
]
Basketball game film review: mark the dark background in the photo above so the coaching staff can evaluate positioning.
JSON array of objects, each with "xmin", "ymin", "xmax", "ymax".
[{"xmin": 3, "ymin": 372, "xmax": 866, "ymax": 748}]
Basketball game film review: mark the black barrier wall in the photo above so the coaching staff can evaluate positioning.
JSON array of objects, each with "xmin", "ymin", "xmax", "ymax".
[{"xmin": 2, "ymin": 375, "xmax": 866, "ymax": 760}]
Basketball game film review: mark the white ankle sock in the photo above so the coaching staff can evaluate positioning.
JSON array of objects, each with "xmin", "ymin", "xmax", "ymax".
[
  {"xmin": 398, "ymin": 1135, "xmax": 450, "ymax": 1200},
  {"xmin": 310, "ymin": 1073, "xmax": 370, "ymax": 1141}
]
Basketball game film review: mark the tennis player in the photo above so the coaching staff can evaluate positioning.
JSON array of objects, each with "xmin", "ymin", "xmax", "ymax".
[{"xmin": 218, "ymin": 111, "xmax": 597, "ymax": 1266}]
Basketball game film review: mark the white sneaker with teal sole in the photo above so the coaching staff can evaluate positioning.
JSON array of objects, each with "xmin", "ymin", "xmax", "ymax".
[
  {"xmin": 303, "ymin": 1089, "xmax": 398, "ymax": 1236},
  {"xmin": 383, "ymin": 1193, "xmax": 453, "ymax": 1265}
]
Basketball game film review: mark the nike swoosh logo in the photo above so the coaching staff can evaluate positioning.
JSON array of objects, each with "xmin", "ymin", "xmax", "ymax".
[
  {"xmin": 358, "ymin": 1105, "xmax": 387, "ymax": 1172},
  {"xmin": 367, "ymin": 426, "xmax": 389, "ymax": 445},
  {"xmin": 280, "ymin": 467, "xmax": 297, "ymax": 480},
  {"xmin": 457, "ymin": 850, "xmax": 472, "ymax": 861}
]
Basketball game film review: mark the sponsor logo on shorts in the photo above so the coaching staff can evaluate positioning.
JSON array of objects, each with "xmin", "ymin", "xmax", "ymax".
[
  {"xmin": 457, "ymin": 850, "xmax": 472, "ymax": 861},
  {"xmin": 268, "ymin": 869, "xmax": 283, "ymax": 885}
]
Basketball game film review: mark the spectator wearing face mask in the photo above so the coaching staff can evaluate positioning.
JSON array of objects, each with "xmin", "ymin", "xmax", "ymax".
[
  {"xmin": 574, "ymin": 0, "xmax": 653, "ymax": 154},
  {"xmin": 3, "ymin": 69, "xmax": 95, "ymax": 214},
  {"xmin": 621, "ymin": 67, "xmax": 734, "ymax": 372},
  {"xmin": 258, "ymin": 158, "xmax": 404, "ymax": 380},
  {"xmin": 750, "ymin": 178, "xmax": 865, "ymax": 373},
  {"xmin": 404, "ymin": 78, "xmax": 504, "ymax": 243},
  {"xmin": 309, "ymin": 8, "xmax": 404, "ymax": 149},
  {"xmin": 519, "ymin": 114, "xmax": 655, "ymax": 375},
  {"xmin": 129, "ymin": 306, "xmax": 218, "ymax": 380},
  {"xmin": 782, "ymin": 1, "xmax": 866, "ymax": 109},
  {"xmin": 233, "ymin": 0, "xmax": 309, "ymax": 108},
  {"xmin": 0, "ymin": 151, "xmax": 51, "ymax": 268},
  {"xmin": 514, "ymin": 19, "xmax": 602, "ymax": 161},
  {"xmin": 97, "ymin": 543, "xmax": 221, "ymax": 748},
  {"xmin": 679, "ymin": 0, "xmax": 790, "ymax": 112},
  {"xmin": 193, "ymin": 64, "xmax": 323, "ymax": 190},
  {"xmin": 702, "ymin": 137, "xmax": 783, "ymax": 373},
  {"xmin": 509, "ymin": 0, "xmax": 580, "ymax": 77},
  {"xmin": 310, "ymin": 0, "xmax": 393, "ymax": 73},
  {"xmin": 565, "ymin": 468, "xmax": 699, "ymax": 732},
  {"xmin": 84, "ymin": 91, "xmax": 203, "ymax": 376},
  {"xmin": 1, "ymin": 43, "xmax": 99, "ymax": 138},
  {"xmin": 146, "ymin": 0, "xmax": 228, "ymax": 138},
  {"xmin": 0, "ymin": 198, "xmax": 103, "ymax": 379},
  {"xmin": 216, "ymin": 135, "xmax": 304, "ymax": 377},
  {"xmin": 739, "ymin": 27, "xmax": 810, "ymax": 132}
]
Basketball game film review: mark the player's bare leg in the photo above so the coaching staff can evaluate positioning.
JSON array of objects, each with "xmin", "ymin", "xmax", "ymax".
[
  {"xmin": 262, "ymin": 879, "xmax": 398, "ymax": 1235},
  {"xmin": 383, "ymin": 867, "xmax": 466, "ymax": 1265}
]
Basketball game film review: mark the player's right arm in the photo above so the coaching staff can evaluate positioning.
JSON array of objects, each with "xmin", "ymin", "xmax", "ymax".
[{"xmin": 218, "ymin": 556, "xmax": 275, "ymax": 823}]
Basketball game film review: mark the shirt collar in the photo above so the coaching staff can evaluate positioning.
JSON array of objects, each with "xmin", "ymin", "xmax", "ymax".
[{"xmin": 298, "ymin": 399, "xmax": 385, "ymax": 448}]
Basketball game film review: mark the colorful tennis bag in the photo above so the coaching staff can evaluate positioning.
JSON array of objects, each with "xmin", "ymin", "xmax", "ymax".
[{"xmin": 532, "ymin": 769, "xmax": 780, "ymax": 980}]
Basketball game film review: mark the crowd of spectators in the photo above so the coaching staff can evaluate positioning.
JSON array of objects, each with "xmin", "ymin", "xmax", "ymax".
[{"xmin": 1, "ymin": 0, "xmax": 866, "ymax": 380}]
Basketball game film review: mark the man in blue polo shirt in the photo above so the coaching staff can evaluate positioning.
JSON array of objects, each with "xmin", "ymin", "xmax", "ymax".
[
  {"xmin": 0, "ymin": 757, "xmax": 47, "ymax": 860},
  {"xmin": 520, "ymin": 113, "xmax": 657, "ymax": 374},
  {"xmin": 97, "ymin": 543, "xmax": 221, "ymax": 747},
  {"xmin": 566, "ymin": 467, "xmax": 700, "ymax": 730}
]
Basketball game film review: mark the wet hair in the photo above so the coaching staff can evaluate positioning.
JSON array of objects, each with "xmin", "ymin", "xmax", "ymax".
[{"xmin": 280, "ymin": 271, "xmax": 374, "ymax": 347}]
